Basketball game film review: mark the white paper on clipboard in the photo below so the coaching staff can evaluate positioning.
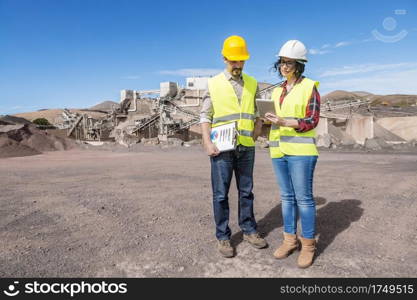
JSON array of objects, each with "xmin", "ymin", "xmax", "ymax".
[{"xmin": 210, "ymin": 122, "xmax": 237, "ymax": 152}]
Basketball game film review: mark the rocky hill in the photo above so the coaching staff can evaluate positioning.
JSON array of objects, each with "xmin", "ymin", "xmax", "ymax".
[
  {"xmin": 13, "ymin": 109, "xmax": 108, "ymax": 125},
  {"xmin": 0, "ymin": 116, "xmax": 77, "ymax": 158},
  {"xmin": 89, "ymin": 100, "xmax": 119, "ymax": 111},
  {"xmin": 322, "ymin": 90, "xmax": 417, "ymax": 107}
]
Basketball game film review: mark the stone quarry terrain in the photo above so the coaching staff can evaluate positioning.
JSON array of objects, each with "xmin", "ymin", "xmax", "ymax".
[
  {"xmin": 1, "ymin": 144, "xmax": 416, "ymax": 278},
  {"xmin": 1, "ymin": 99, "xmax": 417, "ymax": 278}
]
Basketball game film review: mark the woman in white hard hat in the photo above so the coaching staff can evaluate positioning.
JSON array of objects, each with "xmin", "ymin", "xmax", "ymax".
[{"xmin": 264, "ymin": 40, "xmax": 320, "ymax": 268}]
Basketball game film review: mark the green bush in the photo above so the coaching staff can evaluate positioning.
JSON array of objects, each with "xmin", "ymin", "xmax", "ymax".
[{"xmin": 32, "ymin": 118, "xmax": 51, "ymax": 126}]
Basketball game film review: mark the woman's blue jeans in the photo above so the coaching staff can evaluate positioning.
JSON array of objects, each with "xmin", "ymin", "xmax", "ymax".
[{"xmin": 272, "ymin": 155, "xmax": 318, "ymax": 239}]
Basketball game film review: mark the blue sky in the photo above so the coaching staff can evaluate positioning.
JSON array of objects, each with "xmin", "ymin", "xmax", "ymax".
[{"xmin": 1, "ymin": 0, "xmax": 416, "ymax": 114}]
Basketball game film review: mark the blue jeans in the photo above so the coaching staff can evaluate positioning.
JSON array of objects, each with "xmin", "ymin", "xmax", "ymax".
[
  {"xmin": 210, "ymin": 145, "xmax": 257, "ymax": 240},
  {"xmin": 272, "ymin": 155, "xmax": 318, "ymax": 239}
]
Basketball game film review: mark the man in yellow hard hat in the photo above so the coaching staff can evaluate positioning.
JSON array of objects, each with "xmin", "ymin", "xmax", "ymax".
[{"xmin": 200, "ymin": 35, "xmax": 267, "ymax": 258}]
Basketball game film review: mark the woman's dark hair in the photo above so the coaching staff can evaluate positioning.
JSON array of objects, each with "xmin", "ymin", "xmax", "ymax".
[{"xmin": 272, "ymin": 58, "xmax": 305, "ymax": 79}]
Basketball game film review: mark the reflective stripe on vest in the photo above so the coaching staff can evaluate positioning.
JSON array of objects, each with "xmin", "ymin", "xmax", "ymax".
[
  {"xmin": 268, "ymin": 77, "xmax": 319, "ymax": 158},
  {"xmin": 208, "ymin": 72, "xmax": 257, "ymax": 147},
  {"xmin": 213, "ymin": 113, "xmax": 255, "ymax": 124},
  {"xmin": 280, "ymin": 136, "xmax": 316, "ymax": 144},
  {"xmin": 238, "ymin": 129, "xmax": 253, "ymax": 137},
  {"xmin": 269, "ymin": 141, "xmax": 280, "ymax": 147}
]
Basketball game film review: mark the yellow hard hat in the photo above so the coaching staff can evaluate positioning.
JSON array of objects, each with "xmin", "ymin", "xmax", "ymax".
[{"xmin": 221, "ymin": 35, "xmax": 250, "ymax": 61}]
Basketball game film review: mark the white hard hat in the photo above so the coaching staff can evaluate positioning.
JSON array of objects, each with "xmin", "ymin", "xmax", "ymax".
[{"xmin": 277, "ymin": 40, "xmax": 308, "ymax": 62}]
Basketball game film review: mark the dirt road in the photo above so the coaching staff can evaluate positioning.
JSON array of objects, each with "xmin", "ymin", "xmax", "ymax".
[{"xmin": 1, "ymin": 145, "xmax": 416, "ymax": 277}]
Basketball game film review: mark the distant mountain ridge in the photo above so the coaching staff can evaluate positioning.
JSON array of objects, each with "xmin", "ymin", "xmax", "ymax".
[
  {"xmin": 10, "ymin": 91, "xmax": 417, "ymax": 123},
  {"xmin": 13, "ymin": 109, "xmax": 108, "ymax": 125},
  {"xmin": 322, "ymin": 90, "xmax": 417, "ymax": 106},
  {"xmin": 11, "ymin": 100, "xmax": 119, "ymax": 125},
  {"xmin": 89, "ymin": 101, "xmax": 119, "ymax": 111}
]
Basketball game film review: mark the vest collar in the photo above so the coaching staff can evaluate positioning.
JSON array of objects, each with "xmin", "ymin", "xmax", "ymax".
[
  {"xmin": 280, "ymin": 76, "xmax": 305, "ymax": 88},
  {"xmin": 223, "ymin": 69, "xmax": 243, "ymax": 81}
]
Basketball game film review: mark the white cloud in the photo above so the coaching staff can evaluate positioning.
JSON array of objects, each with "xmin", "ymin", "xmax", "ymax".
[
  {"xmin": 319, "ymin": 62, "xmax": 417, "ymax": 77},
  {"xmin": 310, "ymin": 38, "xmax": 377, "ymax": 55},
  {"xmin": 395, "ymin": 9, "xmax": 407, "ymax": 15},
  {"xmin": 309, "ymin": 40, "xmax": 352, "ymax": 55},
  {"xmin": 320, "ymin": 68, "xmax": 417, "ymax": 95},
  {"xmin": 159, "ymin": 68, "xmax": 222, "ymax": 77},
  {"xmin": 309, "ymin": 49, "xmax": 332, "ymax": 55},
  {"xmin": 335, "ymin": 41, "xmax": 351, "ymax": 48},
  {"xmin": 362, "ymin": 37, "xmax": 376, "ymax": 42}
]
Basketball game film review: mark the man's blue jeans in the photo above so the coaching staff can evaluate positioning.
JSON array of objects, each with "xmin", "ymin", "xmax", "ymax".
[
  {"xmin": 210, "ymin": 145, "xmax": 257, "ymax": 240},
  {"xmin": 272, "ymin": 155, "xmax": 318, "ymax": 239}
]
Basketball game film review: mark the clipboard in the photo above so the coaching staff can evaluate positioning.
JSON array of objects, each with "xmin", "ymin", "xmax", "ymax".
[
  {"xmin": 210, "ymin": 122, "xmax": 237, "ymax": 152},
  {"xmin": 256, "ymin": 99, "xmax": 275, "ymax": 117}
]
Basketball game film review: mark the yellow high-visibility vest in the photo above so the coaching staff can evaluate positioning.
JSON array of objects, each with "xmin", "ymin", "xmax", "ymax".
[
  {"xmin": 269, "ymin": 77, "xmax": 319, "ymax": 158},
  {"xmin": 208, "ymin": 72, "xmax": 257, "ymax": 147}
]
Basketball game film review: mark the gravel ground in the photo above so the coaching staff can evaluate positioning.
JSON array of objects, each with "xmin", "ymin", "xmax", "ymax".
[{"xmin": 0, "ymin": 145, "xmax": 416, "ymax": 277}]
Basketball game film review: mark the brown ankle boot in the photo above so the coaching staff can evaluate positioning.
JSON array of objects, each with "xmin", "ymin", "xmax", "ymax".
[
  {"xmin": 273, "ymin": 232, "xmax": 299, "ymax": 259},
  {"xmin": 297, "ymin": 237, "xmax": 316, "ymax": 268}
]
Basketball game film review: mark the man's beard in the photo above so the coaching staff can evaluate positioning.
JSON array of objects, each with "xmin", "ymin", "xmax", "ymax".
[{"xmin": 231, "ymin": 68, "xmax": 242, "ymax": 76}]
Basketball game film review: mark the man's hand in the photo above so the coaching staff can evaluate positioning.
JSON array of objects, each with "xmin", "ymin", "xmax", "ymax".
[
  {"xmin": 201, "ymin": 122, "xmax": 220, "ymax": 157},
  {"xmin": 259, "ymin": 116, "xmax": 271, "ymax": 124},
  {"xmin": 204, "ymin": 141, "xmax": 220, "ymax": 157}
]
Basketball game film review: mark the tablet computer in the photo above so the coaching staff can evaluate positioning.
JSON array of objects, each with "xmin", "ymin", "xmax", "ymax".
[{"xmin": 256, "ymin": 99, "xmax": 275, "ymax": 117}]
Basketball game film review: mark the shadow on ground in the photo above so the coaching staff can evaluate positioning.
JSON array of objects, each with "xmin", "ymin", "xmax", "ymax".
[
  {"xmin": 230, "ymin": 197, "xmax": 363, "ymax": 255},
  {"xmin": 315, "ymin": 199, "xmax": 364, "ymax": 257},
  {"xmin": 231, "ymin": 203, "xmax": 282, "ymax": 248}
]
